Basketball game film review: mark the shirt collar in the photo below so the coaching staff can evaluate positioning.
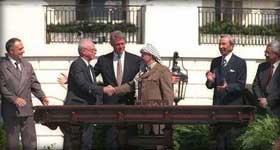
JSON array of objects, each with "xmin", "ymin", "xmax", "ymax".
[
  {"xmin": 8, "ymin": 56, "xmax": 18, "ymax": 65},
  {"xmin": 81, "ymin": 57, "xmax": 90, "ymax": 66},
  {"xmin": 113, "ymin": 52, "xmax": 125, "ymax": 61},
  {"xmin": 273, "ymin": 60, "xmax": 280, "ymax": 69},
  {"xmin": 223, "ymin": 52, "xmax": 233, "ymax": 63},
  {"xmin": 147, "ymin": 61, "xmax": 157, "ymax": 70}
]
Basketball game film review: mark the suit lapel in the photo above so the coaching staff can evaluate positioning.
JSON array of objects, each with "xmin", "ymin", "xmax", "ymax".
[
  {"xmin": 78, "ymin": 57, "xmax": 94, "ymax": 83},
  {"xmin": 6, "ymin": 60, "xmax": 21, "ymax": 80},
  {"xmin": 108, "ymin": 53, "xmax": 118, "ymax": 85},
  {"xmin": 222, "ymin": 54, "xmax": 237, "ymax": 76},
  {"xmin": 122, "ymin": 52, "xmax": 130, "ymax": 83},
  {"xmin": 268, "ymin": 63, "xmax": 280, "ymax": 88},
  {"xmin": 4, "ymin": 58, "xmax": 21, "ymax": 93},
  {"xmin": 224, "ymin": 54, "xmax": 235, "ymax": 70},
  {"xmin": 89, "ymin": 65, "xmax": 96, "ymax": 83},
  {"xmin": 18, "ymin": 61, "xmax": 27, "ymax": 94}
]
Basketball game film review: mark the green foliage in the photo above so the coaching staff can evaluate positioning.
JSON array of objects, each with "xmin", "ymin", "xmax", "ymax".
[
  {"xmin": 47, "ymin": 22, "xmax": 138, "ymax": 33},
  {"xmin": 173, "ymin": 125, "xmax": 209, "ymax": 150},
  {"xmin": 200, "ymin": 21, "xmax": 280, "ymax": 36},
  {"xmin": 0, "ymin": 123, "xmax": 5, "ymax": 149},
  {"xmin": 237, "ymin": 115, "xmax": 280, "ymax": 150}
]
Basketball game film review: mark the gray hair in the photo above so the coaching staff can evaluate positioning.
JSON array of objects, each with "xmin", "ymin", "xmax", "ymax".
[
  {"xmin": 267, "ymin": 40, "xmax": 280, "ymax": 55},
  {"xmin": 110, "ymin": 30, "xmax": 125, "ymax": 45},
  {"xmin": 220, "ymin": 34, "xmax": 235, "ymax": 46},
  {"xmin": 5, "ymin": 38, "xmax": 21, "ymax": 53},
  {"xmin": 78, "ymin": 38, "xmax": 93, "ymax": 55}
]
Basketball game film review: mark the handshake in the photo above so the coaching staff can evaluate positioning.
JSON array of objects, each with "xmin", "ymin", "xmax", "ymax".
[{"xmin": 103, "ymin": 85, "xmax": 116, "ymax": 96}]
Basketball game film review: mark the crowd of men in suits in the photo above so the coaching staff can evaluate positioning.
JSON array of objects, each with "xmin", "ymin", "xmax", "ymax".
[
  {"xmin": 206, "ymin": 35, "xmax": 280, "ymax": 150},
  {"xmin": 0, "ymin": 31, "xmax": 279, "ymax": 150}
]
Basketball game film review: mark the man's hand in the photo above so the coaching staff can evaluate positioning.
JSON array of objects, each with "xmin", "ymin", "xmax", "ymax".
[
  {"xmin": 258, "ymin": 97, "xmax": 268, "ymax": 108},
  {"xmin": 15, "ymin": 97, "xmax": 26, "ymax": 107},
  {"xmin": 103, "ymin": 85, "xmax": 116, "ymax": 96},
  {"xmin": 217, "ymin": 80, "xmax": 228, "ymax": 91},
  {"xmin": 171, "ymin": 75, "xmax": 180, "ymax": 84},
  {"xmin": 57, "ymin": 73, "xmax": 68, "ymax": 89},
  {"xmin": 42, "ymin": 96, "xmax": 49, "ymax": 106},
  {"xmin": 206, "ymin": 71, "xmax": 215, "ymax": 82}
]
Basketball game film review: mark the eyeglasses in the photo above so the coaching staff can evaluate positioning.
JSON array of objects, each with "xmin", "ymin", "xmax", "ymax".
[{"xmin": 84, "ymin": 48, "xmax": 97, "ymax": 52}]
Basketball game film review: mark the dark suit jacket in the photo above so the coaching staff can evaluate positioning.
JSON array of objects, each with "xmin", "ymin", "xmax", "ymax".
[
  {"xmin": 65, "ymin": 57, "xmax": 103, "ymax": 105},
  {"xmin": 252, "ymin": 62, "xmax": 280, "ymax": 116},
  {"xmin": 94, "ymin": 51, "xmax": 141, "ymax": 104},
  {"xmin": 206, "ymin": 54, "xmax": 247, "ymax": 105},
  {"xmin": 0, "ymin": 57, "xmax": 46, "ymax": 118}
]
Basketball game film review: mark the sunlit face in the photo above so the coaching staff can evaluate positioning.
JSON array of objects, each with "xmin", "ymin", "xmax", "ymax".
[
  {"xmin": 111, "ymin": 38, "xmax": 125, "ymax": 55},
  {"xmin": 265, "ymin": 46, "xmax": 280, "ymax": 64},
  {"xmin": 9, "ymin": 41, "xmax": 25, "ymax": 60},
  {"xmin": 219, "ymin": 37, "xmax": 233, "ymax": 56},
  {"xmin": 81, "ymin": 41, "xmax": 97, "ymax": 62},
  {"xmin": 141, "ymin": 52, "xmax": 153, "ymax": 65}
]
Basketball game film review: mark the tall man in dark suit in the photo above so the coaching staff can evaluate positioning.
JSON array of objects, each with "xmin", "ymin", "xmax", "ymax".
[
  {"xmin": 0, "ymin": 38, "xmax": 49, "ymax": 149},
  {"xmin": 94, "ymin": 30, "xmax": 141, "ymax": 149},
  {"xmin": 252, "ymin": 40, "xmax": 280, "ymax": 116},
  {"xmin": 94, "ymin": 30, "xmax": 141, "ymax": 105},
  {"xmin": 63, "ymin": 38, "xmax": 115, "ymax": 150},
  {"xmin": 205, "ymin": 34, "xmax": 247, "ymax": 150}
]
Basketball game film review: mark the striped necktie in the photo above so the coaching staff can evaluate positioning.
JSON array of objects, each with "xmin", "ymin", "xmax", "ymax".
[
  {"xmin": 222, "ymin": 57, "xmax": 227, "ymax": 67},
  {"xmin": 116, "ymin": 55, "xmax": 123, "ymax": 86}
]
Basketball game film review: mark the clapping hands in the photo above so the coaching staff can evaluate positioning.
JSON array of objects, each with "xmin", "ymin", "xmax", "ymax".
[
  {"xmin": 206, "ymin": 71, "xmax": 215, "ymax": 82},
  {"xmin": 216, "ymin": 80, "xmax": 228, "ymax": 91}
]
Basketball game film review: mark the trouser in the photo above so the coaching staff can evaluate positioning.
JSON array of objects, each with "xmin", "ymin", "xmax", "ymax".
[
  {"xmin": 4, "ymin": 116, "xmax": 37, "ymax": 150},
  {"xmin": 62, "ymin": 123, "xmax": 93, "ymax": 150},
  {"xmin": 209, "ymin": 124, "xmax": 245, "ymax": 150},
  {"xmin": 105, "ymin": 125, "xmax": 119, "ymax": 150},
  {"xmin": 104, "ymin": 124, "xmax": 138, "ymax": 150}
]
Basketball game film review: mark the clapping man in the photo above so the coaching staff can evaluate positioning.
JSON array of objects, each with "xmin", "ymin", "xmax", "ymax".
[{"xmin": 205, "ymin": 34, "xmax": 247, "ymax": 150}]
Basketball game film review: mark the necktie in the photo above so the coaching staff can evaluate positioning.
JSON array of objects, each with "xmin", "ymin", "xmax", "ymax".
[
  {"xmin": 88, "ymin": 64, "xmax": 94, "ymax": 83},
  {"xmin": 116, "ymin": 55, "xmax": 123, "ymax": 86},
  {"xmin": 217, "ymin": 57, "xmax": 226, "ymax": 86},
  {"xmin": 222, "ymin": 57, "xmax": 227, "ymax": 67},
  {"xmin": 15, "ymin": 62, "xmax": 21, "ymax": 76},
  {"xmin": 267, "ymin": 64, "xmax": 274, "ymax": 86}
]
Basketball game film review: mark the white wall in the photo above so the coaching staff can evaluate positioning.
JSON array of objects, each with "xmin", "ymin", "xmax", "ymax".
[
  {"xmin": 144, "ymin": 1, "xmax": 202, "ymax": 57},
  {"xmin": 0, "ymin": 0, "xmax": 47, "ymax": 56}
]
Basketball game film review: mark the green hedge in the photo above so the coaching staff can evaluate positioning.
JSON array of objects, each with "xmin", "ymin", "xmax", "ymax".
[
  {"xmin": 200, "ymin": 21, "xmax": 280, "ymax": 36},
  {"xmin": 47, "ymin": 22, "xmax": 138, "ymax": 33},
  {"xmin": 237, "ymin": 115, "xmax": 280, "ymax": 150},
  {"xmin": 173, "ymin": 125, "xmax": 210, "ymax": 150}
]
